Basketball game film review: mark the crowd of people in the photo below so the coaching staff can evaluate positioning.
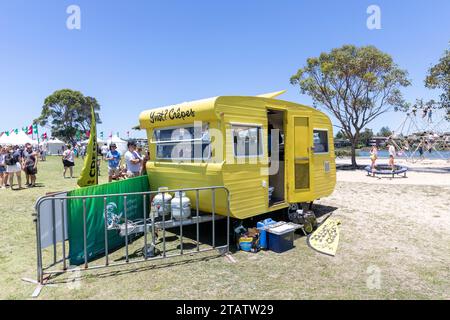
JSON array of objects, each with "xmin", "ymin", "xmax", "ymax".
[
  {"xmin": 0, "ymin": 143, "xmax": 39, "ymax": 190},
  {"xmin": 0, "ymin": 140, "xmax": 149, "ymax": 190}
]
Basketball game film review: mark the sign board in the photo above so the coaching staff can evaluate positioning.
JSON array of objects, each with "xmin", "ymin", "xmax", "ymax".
[{"xmin": 38, "ymin": 192, "xmax": 69, "ymax": 249}]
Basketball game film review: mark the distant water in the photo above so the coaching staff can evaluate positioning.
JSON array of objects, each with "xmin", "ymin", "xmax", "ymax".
[{"xmin": 358, "ymin": 150, "xmax": 450, "ymax": 159}]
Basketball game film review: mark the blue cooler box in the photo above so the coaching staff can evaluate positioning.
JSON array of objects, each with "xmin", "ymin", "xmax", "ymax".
[
  {"xmin": 257, "ymin": 218, "xmax": 277, "ymax": 249},
  {"xmin": 267, "ymin": 223, "xmax": 301, "ymax": 253}
]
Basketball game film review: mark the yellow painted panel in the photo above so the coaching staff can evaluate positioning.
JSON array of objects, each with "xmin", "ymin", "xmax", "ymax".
[{"xmin": 141, "ymin": 94, "xmax": 336, "ymax": 220}]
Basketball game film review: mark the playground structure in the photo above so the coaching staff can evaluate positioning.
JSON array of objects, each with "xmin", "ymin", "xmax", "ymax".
[
  {"xmin": 364, "ymin": 164, "xmax": 408, "ymax": 178},
  {"xmin": 389, "ymin": 107, "xmax": 450, "ymax": 163}
]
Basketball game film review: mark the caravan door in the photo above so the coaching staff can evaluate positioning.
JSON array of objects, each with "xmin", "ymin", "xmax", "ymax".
[{"xmin": 287, "ymin": 115, "xmax": 313, "ymax": 202}]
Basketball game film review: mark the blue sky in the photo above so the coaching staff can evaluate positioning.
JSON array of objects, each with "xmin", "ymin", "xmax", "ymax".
[{"xmin": 0, "ymin": 0, "xmax": 449, "ymax": 139}]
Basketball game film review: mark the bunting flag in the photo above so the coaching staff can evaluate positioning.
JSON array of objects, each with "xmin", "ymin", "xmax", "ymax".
[
  {"xmin": 77, "ymin": 106, "xmax": 98, "ymax": 188},
  {"xmin": 100, "ymin": 132, "xmax": 104, "ymax": 139},
  {"xmin": 27, "ymin": 125, "xmax": 33, "ymax": 135},
  {"xmin": 33, "ymin": 124, "xmax": 38, "ymax": 135}
]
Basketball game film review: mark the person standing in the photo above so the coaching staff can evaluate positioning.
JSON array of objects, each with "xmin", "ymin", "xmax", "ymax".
[
  {"xmin": 369, "ymin": 145, "xmax": 378, "ymax": 176},
  {"xmin": 388, "ymin": 143, "xmax": 396, "ymax": 171},
  {"xmin": 101, "ymin": 143, "xmax": 109, "ymax": 161},
  {"xmin": 124, "ymin": 141, "xmax": 142, "ymax": 178},
  {"xmin": 6, "ymin": 146, "xmax": 23, "ymax": 190},
  {"xmin": 105, "ymin": 143, "xmax": 121, "ymax": 182},
  {"xmin": 0, "ymin": 147, "xmax": 7, "ymax": 189},
  {"xmin": 23, "ymin": 143, "xmax": 38, "ymax": 187},
  {"xmin": 62, "ymin": 145, "xmax": 75, "ymax": 178},
  {"xmin": 141, "ymin": 149, "xmax": 150, "ymax": 176}
]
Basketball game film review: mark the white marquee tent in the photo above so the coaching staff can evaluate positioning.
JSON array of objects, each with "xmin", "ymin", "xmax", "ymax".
[
  {"xmin": 0, "ymin": 131, "xmax": 38, "ymax": 146},
  {"xmin": 107, "ymin": 135, "xmax": 128, "ymax": 155},
  {"xmin": 41, "ymin": 138, "xmax": 66, "ymax": 155}
]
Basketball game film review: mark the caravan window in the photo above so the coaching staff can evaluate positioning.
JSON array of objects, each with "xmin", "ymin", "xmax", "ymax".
[
  {"xmin": 153, "ymin": 123, "xmax": 211, "ymax": 160},
  {"xmin": 313, "ymin": 130, "xmax": 329, "ymax": 153},
  {"xmin": 232, "ymin": 124, "xmax": 263, "ymax": 157}
]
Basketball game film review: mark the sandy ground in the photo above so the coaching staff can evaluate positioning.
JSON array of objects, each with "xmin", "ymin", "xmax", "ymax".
[
  {"xmin": 2, "ymin": 157, "xmax": 449, "ymax": 299},
  {"xmin": 336, "ymin": 157, "xmax": 450, "ymax": 186}
]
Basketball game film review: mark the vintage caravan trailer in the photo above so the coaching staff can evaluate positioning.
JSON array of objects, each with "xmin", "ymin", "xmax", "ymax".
[{"xmin": 139, "ymin": 91, "xmax": 336, "ymax": 220}]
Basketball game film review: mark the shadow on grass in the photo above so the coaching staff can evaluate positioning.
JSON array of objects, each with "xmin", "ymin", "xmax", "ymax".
[{"xmin": 46, "ymin": 253, "xmax": 224, "ymax": 286}]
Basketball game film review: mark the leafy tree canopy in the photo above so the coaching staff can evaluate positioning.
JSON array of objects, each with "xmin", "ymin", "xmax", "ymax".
[
  {"xmin": 425, "ymin": 45, "xmax": 449, "ymax": 118},
  {"xmin": 35, "ymin": 89, "xmax": 101, "ymax": 143},
  {"xmin": 377, "ymin": 126, "xmax": 392, "ymax": 137},
  {"xmin": 290, "ymin": 44, "xmax": 410, "ymax": 167}
]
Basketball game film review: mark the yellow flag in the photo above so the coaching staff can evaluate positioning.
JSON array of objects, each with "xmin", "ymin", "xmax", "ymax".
[{"xmin": 77, "ymin": 107, "xmax": 98, "ymax": 187}]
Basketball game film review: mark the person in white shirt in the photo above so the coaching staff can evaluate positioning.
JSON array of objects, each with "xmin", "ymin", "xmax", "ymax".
[
  {"xmin": 124, "ymin": 141, "xmax": 142, "ymax": 178},
  {"xmin": 387, "ymin": 143, "xmax": 396, "ymax": 171},
  {"xmin": 101, "ymin": 144, "xmax": 109, "ymax": 161},
  {"xmin": 62, "ymin": 145, "xmax": 75, "ymax": 178}
]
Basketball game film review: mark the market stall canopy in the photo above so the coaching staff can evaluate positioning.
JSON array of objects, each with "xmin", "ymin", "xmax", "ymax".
[
  {"xmin": 0, "ymin": 133, "xmax": 12, "ymax": 145},
  {"xmin": 81, "ymin": 138, "xmax": 107, "ymax": 145},
  {"xmin": 107, "ymin": 135, "xmax": 128, "ymax": 154},
  {"xmin": 42, "ymin": 138, "xmax": 66, "ymax": 155},
  {"xmin": 0, "ymin": 131, "xmax": 38, "ymax": 146}
]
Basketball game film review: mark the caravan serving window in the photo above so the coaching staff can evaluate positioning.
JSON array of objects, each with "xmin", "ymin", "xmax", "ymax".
[
  {"xmin": 313, "ymin": 129, "xmax": 329, "ymax": 153},
  {"xmin": 153, "ymin": 123, "xmax": 211, "ymax": 160},
  {"xmin": 232, "ymin": 124, "xmax": 263, "ymax": 157}
]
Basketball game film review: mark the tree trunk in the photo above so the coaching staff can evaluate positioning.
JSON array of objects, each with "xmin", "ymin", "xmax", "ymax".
[{"xmin": 350, "ymin": 142, "xmax": 358, "ymax": 169}]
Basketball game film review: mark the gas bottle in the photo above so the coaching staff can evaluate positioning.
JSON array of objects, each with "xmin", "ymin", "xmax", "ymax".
[
  {"xmin": 151, "ymin": 187, "xmax": 172, "ymax": 218},
  {"xmin": 171, "ymin": 191, "xmax": 191, "ymax": 220}
]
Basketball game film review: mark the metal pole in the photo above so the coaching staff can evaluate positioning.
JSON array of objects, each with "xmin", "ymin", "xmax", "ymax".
[
  {"xmin": 196, "ymin": 189, "xmax": 200, "ymax": 252},
  {"xmin": 124, "ymin": 196, "xmax": 129, "ymax": 263},
  {"xmin": 35, "ymin": 202, "xmax": 44, "ymax": 284},
  {"xmin": 143, "ymin": 194, "xmax": 148, "ymax": 260},
  {"xmin": 162, "ymin": 192, "xmax": 166, "ymax": 257},
  {"xmin": 151, "ymin": 200, "xmax": 156, "ymax": 255},
  {"xmin": 103, "ymin": 197, "xmax": 109, "ymax": 266},
  {"xmin": 212, "ymin": 189, "xmax": 215, "ymax": 249},
  {"xmin": 179, "ymin": 192, "xmax": 183, "ymax": 255},
  {"xmin": 226, "ymin": 189, "xmax": 230, "ymax": 253},
  {"xmin": 83, "ymin": 198, "xmax": 88, "ymax": 269},
  {"xmin": 51, "ymin": 198, "xmax": 57, "ymax": 264},
  {"xmin": 60, "ymin": 199, "xmax": 67, "ymax": 270}
]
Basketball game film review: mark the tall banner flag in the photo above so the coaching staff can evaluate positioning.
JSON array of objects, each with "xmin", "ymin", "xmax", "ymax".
[{"xmin": 77, "ymin": 107, "xmax": 98, "ymax": 188}]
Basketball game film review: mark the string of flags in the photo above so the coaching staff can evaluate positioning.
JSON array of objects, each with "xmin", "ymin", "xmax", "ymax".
[{"xmin": 1, "ymin": 126, "xmax": 132, "ymax": 141}]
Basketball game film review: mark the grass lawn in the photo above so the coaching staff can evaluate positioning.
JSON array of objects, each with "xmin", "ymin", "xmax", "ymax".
[{"xmin": 0, "ymin": 156, "xmax": 449, "ymax": 300}]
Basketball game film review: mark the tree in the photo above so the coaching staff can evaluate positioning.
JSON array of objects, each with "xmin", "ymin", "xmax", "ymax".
[
  {"xmin": 335, "ymin": 130, "xmax": 347, "ymax": 140},
  {"xmin": 425, "ymin": 45, "xmax": 449, "ymax": 118},
  {"xmin": 358, "ymin": 128, "xmax": 374, "ymax": 147},
  {"xmin": 35, "ymin": 89, "xmax": 101, "ymax": 144},
  {"xmin": 377, "ymin": 126, "xmax": 392, "ymax": 137},
  {"xmin": 290, "ymin": 45, "xmax": 410, "ymax": 168}
]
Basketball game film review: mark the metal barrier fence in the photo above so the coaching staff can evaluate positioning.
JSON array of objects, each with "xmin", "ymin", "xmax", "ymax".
[{"xmin": 34, "ymin": 186, "xmax": 231, "ymax": 285}]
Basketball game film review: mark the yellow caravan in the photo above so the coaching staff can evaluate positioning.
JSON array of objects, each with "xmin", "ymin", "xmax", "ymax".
[{"xmin": 139, "ymin": 91, "xmax": 336, "ymax": 220}]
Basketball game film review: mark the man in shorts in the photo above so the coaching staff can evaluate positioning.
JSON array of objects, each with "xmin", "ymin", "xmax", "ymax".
[
  {"xmin": 23, "ymin": 143, "xmax": 38, "ymax": 187},
  {"xmin": 124, "ymin": 141, "xmax": 142, "ymax": 178},
  {"xmin": 105, "ymin": 143, "xmax": 121, "ymax": 182}
]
